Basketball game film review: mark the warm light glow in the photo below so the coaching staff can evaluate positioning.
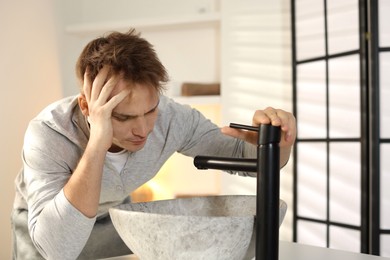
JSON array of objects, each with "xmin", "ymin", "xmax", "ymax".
[
  {"xmin": 147, "ymin": 179, "xmax": 175, "ymax": 201},
  {"xmin": 131, "ymin": 102, "xmax": 222, "ymax": 202}
]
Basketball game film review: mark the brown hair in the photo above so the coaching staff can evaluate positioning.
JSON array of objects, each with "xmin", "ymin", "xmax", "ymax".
[{"xmin": 75, "ymin": 29, "xmax": 168, "ymax": 93}]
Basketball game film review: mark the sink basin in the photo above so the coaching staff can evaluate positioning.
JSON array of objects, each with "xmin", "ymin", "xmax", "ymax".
[{"xmin": 109, "ymin": 195, "xmax": 287, "ymax": 260}]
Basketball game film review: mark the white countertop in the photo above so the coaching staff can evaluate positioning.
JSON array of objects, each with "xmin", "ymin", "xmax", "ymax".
[
  {"xmin": 279, "ymin": 241, "xmax": 388, "ymax": 260},
  {"xmin": 102, "ymin": 241, "xmax": 389, "ymax": 260}
]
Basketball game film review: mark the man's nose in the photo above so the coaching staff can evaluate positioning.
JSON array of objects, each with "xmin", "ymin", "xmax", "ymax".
[{"xmin": 132, "ymin": 116, "xmax": 147, "ymax": 137}]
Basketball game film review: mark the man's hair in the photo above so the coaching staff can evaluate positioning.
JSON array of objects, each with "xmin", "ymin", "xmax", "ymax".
[{"xmin": 76, "ymin": 29, "xmax": 169, "ymax": 93}]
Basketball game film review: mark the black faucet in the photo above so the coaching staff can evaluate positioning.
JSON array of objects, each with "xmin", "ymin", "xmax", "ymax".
[{"xmin": 194, "ymin": 123, "xmax": 281, "ymax": 260}]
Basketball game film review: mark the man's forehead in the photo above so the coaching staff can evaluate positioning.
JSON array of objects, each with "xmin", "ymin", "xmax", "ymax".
[
  {"xmin": 108, "ymin": 78, "xmax": 135, "ymax": 98},
  {"xmin": 112, "ymin": 98, "xmax": 160, "ymax": 117},
  {"xmin": 110, "ymin": 77, "xmax": 156, "ymax": 94},
  {"xmin": 112, "ymin": 82, "xmax": 159, "ymax": 112}
]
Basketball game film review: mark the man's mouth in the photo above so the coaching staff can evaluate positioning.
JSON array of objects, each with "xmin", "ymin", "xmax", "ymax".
[{"xmin": 129, "ymin": 139, "xmax": 146, "ymax": 146}]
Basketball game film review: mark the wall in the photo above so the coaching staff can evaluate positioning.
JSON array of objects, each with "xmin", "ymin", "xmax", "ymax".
[
  {"xmin": 0, "ymin": 1, "xmax": 63, "ymax": 259},
  {"xmin": 61, "ymin": 0, "xmax": 220, "ymax": 97},
  {"xmin": 220, "ymin": 0, "xmax": 293, "ymax": 240}
]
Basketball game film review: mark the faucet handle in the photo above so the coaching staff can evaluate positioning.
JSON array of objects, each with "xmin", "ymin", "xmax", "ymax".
[
  {"xmin": 229, "ymin": 123, "xmax": 281, "ymax": 145},
  {"xmin": 229, "ymin": 123, "xmax": 259, "ymax": 132}
]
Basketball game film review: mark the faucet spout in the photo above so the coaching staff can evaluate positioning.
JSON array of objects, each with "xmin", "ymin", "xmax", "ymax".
[{"xmin": 194, "ymin": 156, "xmax": 257, "ymax": 172}]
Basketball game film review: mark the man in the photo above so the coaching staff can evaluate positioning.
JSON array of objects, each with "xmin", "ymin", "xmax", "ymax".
[{"xmin": 12, "ymin": 29, "xmax": 296, "ymax": 259}]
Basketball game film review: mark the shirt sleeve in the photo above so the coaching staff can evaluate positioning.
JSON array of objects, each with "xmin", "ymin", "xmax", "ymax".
[
  {"xmin": 32, "ymin": 190, "xmax": 96, "ymax": 259},
  {"xmin": 22, "ymin": 120, "xmax": 96, "ymax": 259},
  {"xmin": 170, "ymin": 101, "xmax": 257, "ymax": 176}
]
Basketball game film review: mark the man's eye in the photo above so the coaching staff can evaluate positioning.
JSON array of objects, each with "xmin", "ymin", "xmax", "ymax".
[
  {"xmin": 146, "ymin": 107, "xmax": 158, "ymax": 115},
  {"xmin": 113, "ymin": 115, "xmax": 128, "ymax": 122}
]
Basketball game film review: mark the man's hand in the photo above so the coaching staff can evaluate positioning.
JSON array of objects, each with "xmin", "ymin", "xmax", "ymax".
[
  {"xmin": 82, "ymin": 66, "xmax": 130, "ymax": 151},
  {"xmin": 221, "ymin": 107, "xmax": 296, "ymax": 147},
  {"xmin": 221, "ymin": 107, "xmax": 296, "ymax": 167}
]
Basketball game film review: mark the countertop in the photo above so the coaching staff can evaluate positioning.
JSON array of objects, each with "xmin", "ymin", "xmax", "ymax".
[{"xmin": 101, "ymin": 240, "xmax": 389, "ymax": 260}]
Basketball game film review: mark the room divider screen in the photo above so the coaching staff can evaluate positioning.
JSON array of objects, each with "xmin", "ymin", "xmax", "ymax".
[
  {"xmin": 377, "ymin": 0, "xmax": 390, "ymax": 256},
  {"xmin": 291, "ymin": 0, "xmax": 390, "ymax": 256}
]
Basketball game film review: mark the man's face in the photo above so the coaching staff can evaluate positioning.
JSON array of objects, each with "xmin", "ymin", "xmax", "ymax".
[{"xmin": 109, "ymin": 79, "xmax": 159, "ymax": 152}]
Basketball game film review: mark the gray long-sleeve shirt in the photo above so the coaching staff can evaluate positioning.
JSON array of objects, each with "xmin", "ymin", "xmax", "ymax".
[{"xmin": 13, "ymin": 95, "xmax": 256, "ymax": 259}]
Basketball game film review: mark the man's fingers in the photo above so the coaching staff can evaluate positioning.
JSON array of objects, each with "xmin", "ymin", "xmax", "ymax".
[
  {"xmin": 96, "ymin": 76, "xmax": 120, "ymax": 105},
  {"xmin": 105, "ymin": 88, "xmax": 131, "ymax": 110},
  {"xmin": 90, "ymin": 66, "xmax": 110, "ymax": 101},
  {"xmin": 253, "ymin": 107, "xmax": 283, "ymax": 126}
]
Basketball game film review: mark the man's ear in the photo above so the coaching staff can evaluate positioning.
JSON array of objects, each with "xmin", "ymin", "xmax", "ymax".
[{"xmin": 78, "ymin": 94, "xmax": 89, "ymax": 116}]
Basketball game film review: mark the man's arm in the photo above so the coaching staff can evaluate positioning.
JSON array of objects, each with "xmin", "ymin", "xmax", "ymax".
[
  {"xmin": 26, "ymin": 67, "xmax": 130, "ymax": 259},
  {"xmin": 64, "ymin": 66, "xmax": 129, "ymax": 218}
]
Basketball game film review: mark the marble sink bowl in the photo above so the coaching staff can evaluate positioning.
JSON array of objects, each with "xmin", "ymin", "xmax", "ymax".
[{"xmin": 109, "ymin": 195, "xmax": 287, "ymax": 260}]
